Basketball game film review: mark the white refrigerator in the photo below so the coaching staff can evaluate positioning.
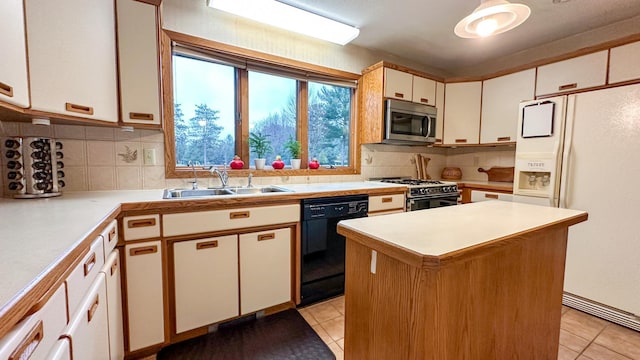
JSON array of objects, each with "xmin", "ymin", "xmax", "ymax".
[{"xmin": 514, "ymin": 84, "xmax": 640, "ymax": 330}]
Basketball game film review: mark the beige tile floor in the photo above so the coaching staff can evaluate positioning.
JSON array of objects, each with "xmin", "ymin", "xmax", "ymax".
[{"xmin": 300, "ymin": 296, "xmax": 640, "ymax": 360}]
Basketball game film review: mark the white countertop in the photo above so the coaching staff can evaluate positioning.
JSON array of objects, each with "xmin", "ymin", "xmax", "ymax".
[
  {"xmin": 0, "ymin": 182, "xmax": 405, "ymax": 314},
  {"xmin": 338, "ymin": 201, "xmax": 586, "ymax": 257}
]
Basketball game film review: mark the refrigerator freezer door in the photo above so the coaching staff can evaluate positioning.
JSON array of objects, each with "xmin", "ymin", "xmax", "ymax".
[{"xmin": 562, "ymin": 84, "xmax": 640, "ymax": 316}]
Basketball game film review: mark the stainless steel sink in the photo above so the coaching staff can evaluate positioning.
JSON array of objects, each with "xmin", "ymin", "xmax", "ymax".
[
  {"xmin": 230, "ymin": 186, "xmax": 291, "ymax": 195},
  {"xmin": 162, "ymin": 188, "xmax": 234, "ymax": 199},
  {"xmin": 162, "ymin": 186, "xmax": 290, "ymax": 199}
]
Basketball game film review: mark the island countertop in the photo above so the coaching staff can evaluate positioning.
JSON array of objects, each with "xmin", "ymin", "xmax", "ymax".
[{"xmin": 338, "ymin": 201, "xmax": 588, "ymax": 268}]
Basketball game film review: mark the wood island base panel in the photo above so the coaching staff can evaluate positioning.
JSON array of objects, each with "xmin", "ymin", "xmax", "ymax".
[{"xmin": 337, "ymin": 201, "xmax": 588, "ymax": 360}]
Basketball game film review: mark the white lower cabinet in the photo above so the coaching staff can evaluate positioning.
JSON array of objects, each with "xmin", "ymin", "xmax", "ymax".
[
  {"xmin": 0, "ymin": 285, "xmax": 67, "ymax": 360},
  {"xmin": 125, "ymin": 241, "xmax": 164, "ymax": 352},
  {"xmin": 61, "ymin": 273, "xmax": 110, "ymax": 360},
  {"xmin": 173, "ymin": 235, "xmax": 239, "ymax": 334},
  {"xmin": 101, "ymin": 251, "xmax": 124, "ymax": 360},
  {"xmin": 240, "ymin": 228, "xmax": 292, "ymax": 315},
  {"xmin": 46, "ymin": 338, "xmax": 71, "ymax": 360}
]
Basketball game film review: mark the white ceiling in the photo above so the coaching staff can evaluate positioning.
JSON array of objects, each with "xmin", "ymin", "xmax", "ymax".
[{"xmin": 280, "ymin": 0, "xmax": 640, "ymax": 75}]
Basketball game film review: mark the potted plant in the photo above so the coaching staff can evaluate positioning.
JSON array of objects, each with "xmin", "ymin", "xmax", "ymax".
[
  {"xmin": 284, "ymin": 136, "xmax": 302, "ymax": 169},
  {"xmin": 249, "ymin": 132, "xmax": 272, "ymax": 170}
]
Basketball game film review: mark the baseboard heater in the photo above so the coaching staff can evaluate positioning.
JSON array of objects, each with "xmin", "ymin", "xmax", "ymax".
[{"xmin": 563, "ymin": 292, "xmax": 640, "ymax": 332}]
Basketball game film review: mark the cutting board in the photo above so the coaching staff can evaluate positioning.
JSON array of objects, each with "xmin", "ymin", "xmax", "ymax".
[{"xmin": 478, "ymin": 167, "xmax": 514, "ymax": 182}]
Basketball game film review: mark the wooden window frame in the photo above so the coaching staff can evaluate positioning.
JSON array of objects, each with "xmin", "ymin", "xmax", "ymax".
[{"xmin": 161, "ymin": 30, "xmax": 361, "ymax": 179}]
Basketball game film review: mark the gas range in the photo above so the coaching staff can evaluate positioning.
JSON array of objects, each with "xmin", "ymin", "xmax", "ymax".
[{"xmin": 372, "ymin": 178, "xmax": 459, "ymax": 199}]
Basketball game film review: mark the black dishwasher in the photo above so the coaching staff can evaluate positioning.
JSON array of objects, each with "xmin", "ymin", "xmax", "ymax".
[{"xmin": 300, "ymin": 194, "xmax": 368, "ymax": 306}]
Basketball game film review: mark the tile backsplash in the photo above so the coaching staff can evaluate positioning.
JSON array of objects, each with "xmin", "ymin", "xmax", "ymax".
[{"xmin": 1, "ymin": 121, "xmax": 516, "ymax": 196}]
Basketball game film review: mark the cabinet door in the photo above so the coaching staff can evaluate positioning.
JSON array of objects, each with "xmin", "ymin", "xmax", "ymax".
[
  {"xmin": 124, "ymin": 241, "xmax": 164, "ymax": 351},
  {"xmin": 0, "ymin": 0, "xmax": 29, "ymax": 108},
  {"xmin": 117, "ymin": 0, "xmax": 161, "ymax": 125},
  {"xmin": 101, "ymin": 251, "xmax": 124, "ymax": 360},
  {"xmin": 443, "ymin": 82, "xmax": 482, "ymax": 145},
  {"xmin": 535, "ymin": 51, "xmax": 608, "ymax": 96},
  {"xmin": 609, "ymin": 41, "xmax": 640, "ymax": 84},
  {"xmin": 173, "ymin": 235, "xmax": 239, "ymax": 334},
  {"xmin": 481, "ymin": 69, "xmax": 535, "ymax": 144},
  {"xmin": 384, "ymin": 68, "xmax": 413, "ymax": 101},
  {"xmin": 240, "ymin": 228, "xmax": 291, "ymax": 315},
  {"xmin": 25, "ymin": 0, "xmax": 118, "ymax": 122},
  {"xmin": 412, "ymin": 76, "xmax": 436, "ymax": 105},
  {"xmin": 435, "ymin": 82, "xmax": 445, "ymax": 144},
  {"xmin": 62, "ymin": 273, "xmax": 110, "ymax": 360}
]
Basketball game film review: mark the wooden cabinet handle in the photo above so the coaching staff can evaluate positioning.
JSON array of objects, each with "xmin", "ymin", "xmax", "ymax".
[
  {"xmin": 87, "ymin": 295, "xmax": 99, "ymax": 323},
  {"xmin": 65, "ymin": 102, "xmax": 94, "ymax": 115},
  {"xmin": 558, "ymin": 83, "xmax": 577, "ymax": 91},
  {"xmin": 0, "ymin": 81, "xmax": 13, "ymax": 97},
  {"xmin": 129, "ymin": 112, "xmax": 154, "ymax": 121},
  {"xmin": 196, "ymin": 240, "xmax": 218, "ymax": 250},
  {"xmin": 83, "ymin": 252, "xmax": 96, "ymax": 276},
  {"xmin": 455, "ymin": 139, "xmax": 468, "ymax": 143},
  {"xmin": 497, "ymin": 136, "xmax": 511, "ymax": 142},
  {"xmin": 127, "ymin": 218, "xmax": 156, "ymax": 228},
  {"xmin": 381, "ymin": 197, "xmax": 393, "ymax": 203},
  {"xmin": 394, "ymin": 92, "xmax": 404, "ymax": 98},
  {"xmin": 110, "ymin": 258, "xmax": 118, "ymax": 276},
  {"xmin": 419, "ymin": 98, "xmax": 429, "ymax": 104},
  {"xmin": 8, "ymin": 321, "xmax": 43, "ymax": 360},
  {"xmin": 230, "ymin": 211, "xmax": 250, "ymax": 219},
  {"xmin": 108, "ymin": 227, "xmax": 117, "ymax": 243},
  {"xmin": 258, "ymin": 233, "xmax": 276, "ymax": 241},
  {"xmin": 435, "ymin": 138, "xmax": 442, "ymax": 143},
  {"xmin": 129, "ymin": 245, "xmax": 158, "ymax": 256},
  {"xmin": 485, "ymin": 194, "xmax": 499, "ymax": 199}
]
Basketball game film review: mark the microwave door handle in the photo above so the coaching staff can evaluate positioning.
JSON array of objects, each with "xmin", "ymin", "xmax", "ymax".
[{"xmin": 424, "ymin": 116, "xmax": 432, "ymax": 138}]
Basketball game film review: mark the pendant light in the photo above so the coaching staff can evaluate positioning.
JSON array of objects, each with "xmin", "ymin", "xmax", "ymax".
[{"xmin": 454, "ymin": 0, "xmax": 531, "ymax": 38}]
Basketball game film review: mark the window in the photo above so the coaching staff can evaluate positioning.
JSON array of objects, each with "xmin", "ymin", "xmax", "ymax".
[{"xmin": 162, "ymin": 32, "xmax": 359, "ymax": 178}]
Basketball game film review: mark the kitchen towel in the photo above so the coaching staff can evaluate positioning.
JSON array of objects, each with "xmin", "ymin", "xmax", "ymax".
[{"xmin": 157, "ymin": 309, "xmax": 335, "ymax": 360}]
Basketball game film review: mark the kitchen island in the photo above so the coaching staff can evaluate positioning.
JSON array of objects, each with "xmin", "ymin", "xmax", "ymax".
[{"xmin": 337, "ymin": 201, "xmax": 588, "ymax": 360}]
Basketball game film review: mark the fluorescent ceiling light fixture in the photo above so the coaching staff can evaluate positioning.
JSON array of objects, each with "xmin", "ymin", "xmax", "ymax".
[
  {"xmin": 454, "ymin": 0, "xmax": 531, "ymax": 38},
  {"xmin": 207, "ymin": 0, "xmax": 360, "ymax": 45}
]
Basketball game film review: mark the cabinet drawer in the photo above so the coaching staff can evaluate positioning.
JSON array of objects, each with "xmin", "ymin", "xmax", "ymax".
[
  {"xmin": 163, "ymin": 204, "xmax": 300, "ymax": 237},
  {"xmin": 536, "ymin": 51, "xmax": 608, "ymax": 96},
  {"xmin": 61, "ymin": 274, "xmax": 109, "ymax": 360},
  {"xmin": 101, "ymin": 219, "xmax": 118, "ymax": 255},
  {"xmin": 0, "ymin": 284, "xmax": 67, "ymax": 360},
  {"xmin": 123, "ymin": 214, "xmax": 160, "ymax": 241},
  {"xmin": 471, "ymin": 190, "xmax": 513, "ymax": 203},
  {"xmin": 609, "ymin": 41, "xmax": 640, "ymax": 84},
  {"xmin": 66, "ymin": 236, "xmax": 105, "ymax": 316},
  {"xmin": 368, "ymin": 194, "xmax": 405, "ymax": 213}
]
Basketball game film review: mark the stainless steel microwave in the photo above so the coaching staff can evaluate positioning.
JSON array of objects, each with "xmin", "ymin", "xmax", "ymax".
[{"xmin": 384, "ymin": 99, "xmax": 437, "ymax": 145}]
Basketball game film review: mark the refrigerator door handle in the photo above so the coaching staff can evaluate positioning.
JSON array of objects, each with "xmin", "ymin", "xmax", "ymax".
[{"xmin": 559, "ymin": 96, "xmax": 576, "ymax": 209}]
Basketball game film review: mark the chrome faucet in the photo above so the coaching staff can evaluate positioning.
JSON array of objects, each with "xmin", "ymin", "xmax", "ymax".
[
  {"xmin": 188, "ymin": 161, "xmax": 198, "ymax": 190},
  {"xmin": 247, "ymin": 172, "xmax": 253, "ymax": 188},
  {"xmin": 211, "ymin": 164, "xmax": 229, "ymax": 188}
]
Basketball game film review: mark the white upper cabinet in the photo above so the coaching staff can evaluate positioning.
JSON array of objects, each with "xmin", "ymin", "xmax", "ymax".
[
  {"xmin": 444, "ymin": 81, "xmax": 482, "ymax": 145},
  {"xmin": 609, "ymin": 41, "xmax": 640, "ymax": 84},
  {"xmin": 435, "ymin": 82, "xmax": 445, "ymax": 144},
  {"xmin": 481, "ymin": 69, "xmax": 535, "ymax": 144},
  {"xmin": 384, "ymin": 68, "xmax": 413, "ymax": 101},
  {"xmin": 25, "ymin": 0, "xmax": 119, "ymax": 122},
  {"xmin": 0, "ymin": 0, "xmax": 30, "ymax": 108},
  {"xmin": 412, "ymin": 76, "xmax": 437, "ymax": 105},
  {"xmin": 384, "ymin": 68, "xmax": 437, "ymax": 106},
  {"xmin": 117, "ymin": 0, "xmax": 161, "ymax": 126},
  {"xmin": 536, "ymin": 51, "xmax": 608, "ymax": 96}
]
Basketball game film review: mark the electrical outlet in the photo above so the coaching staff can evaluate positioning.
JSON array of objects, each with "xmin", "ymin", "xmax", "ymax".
[{"xmin": 143, "ymin": 148, "xmax": 156, "ymax": 165}]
